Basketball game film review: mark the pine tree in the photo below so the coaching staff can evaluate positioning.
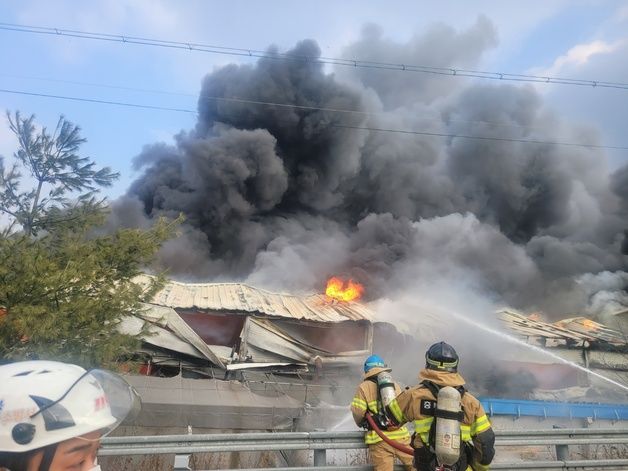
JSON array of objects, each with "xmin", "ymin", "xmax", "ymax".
[
  {"xmin": 0, "ymin": 111, "xmax": 179, "ymax": 367},
  {"xmin": 0, "ymin": 111, "xmax": 118, "ymax": 236},
  {"xmin": 0, "ymin": 218, "xmax": 178, "ymax": 367}
]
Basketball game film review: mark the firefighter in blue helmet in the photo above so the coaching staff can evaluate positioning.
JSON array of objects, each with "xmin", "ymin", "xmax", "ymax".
[
  {"xmin": 350, "ymin": 355, "xmax": 413, "ymax": 471},
  {"xmin": 387, "ymin": 342, "xmax": 496, "ymax": 471}
]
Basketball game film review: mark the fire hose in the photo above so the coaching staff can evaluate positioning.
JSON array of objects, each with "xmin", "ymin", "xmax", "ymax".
[
  {"xmin": 365, "ymin": 412, "xmax": 455, "ymax": 471},
  {"xmin": 365, "ymin": 412, "xmax": 414, "ymax": 456}
]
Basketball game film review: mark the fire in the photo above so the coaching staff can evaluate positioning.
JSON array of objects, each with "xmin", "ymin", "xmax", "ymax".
[
  {"xmin": 325, "ymin": 277, "xmax": 364, "ymax": 302},
  {"xmin": 581, "ymin": 318, "xmax": 598, "ymax": 330}
]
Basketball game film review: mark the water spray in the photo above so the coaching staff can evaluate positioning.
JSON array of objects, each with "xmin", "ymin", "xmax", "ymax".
[{"xmin": 447, "ymin": 310, "xmax": 628, "ymax": 393}]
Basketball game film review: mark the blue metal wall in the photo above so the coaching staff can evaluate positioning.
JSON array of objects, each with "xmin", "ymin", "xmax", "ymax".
[{"xmin": 480, "ymin": 397, "xmax": 628, "ymax": 421}]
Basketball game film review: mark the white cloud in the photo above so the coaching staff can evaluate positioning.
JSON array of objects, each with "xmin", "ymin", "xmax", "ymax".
[
  {"xmin": 533, "ymin": 31, "xmax": 628, "ymax": 168},
  {"xmin": 540, "ymin": 39, "xmax": 623, "ymax": 77}
]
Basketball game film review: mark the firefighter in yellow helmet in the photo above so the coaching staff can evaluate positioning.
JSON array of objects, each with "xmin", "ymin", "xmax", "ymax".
[
  {"xmin": 387, "ymin": 342, "xmax": 495, "ymax": 471},
  {"xmin": 350, "ymin": 355, "xmax": 414, "ymax": 471}
]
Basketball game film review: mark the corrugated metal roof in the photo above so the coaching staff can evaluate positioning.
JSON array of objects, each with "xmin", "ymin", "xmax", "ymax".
[
  {"xmin": 554, "ymin": 317, "xmax": 626, "ymax": 345},
  {"xmin": 499, "ymin": 309, "xmax": 626, "ymax": 346},
  {"xmin": 136, "ymin": 275, "xmax": 374, "ymax": 323}
]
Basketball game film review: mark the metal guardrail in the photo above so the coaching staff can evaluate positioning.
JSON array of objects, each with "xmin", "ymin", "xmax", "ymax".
[
  {"xmin": 195, "ymin": 462, "xmax": 628, "ymax": 471},
  {"xmin": 100, "ymin": 429, "xmax": 628, "ymax": 470}
]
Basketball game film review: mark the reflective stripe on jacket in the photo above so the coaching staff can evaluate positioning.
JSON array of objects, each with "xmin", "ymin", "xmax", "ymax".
[
  {"xmin": 389, "ymin": 368, "xmax": 495, "ymax": 470},
  {"xmin": 350, "ymin": 379, "xmax": 411, "ymax": 445}
]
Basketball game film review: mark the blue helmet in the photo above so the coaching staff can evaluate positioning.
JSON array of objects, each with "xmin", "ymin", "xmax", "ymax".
[{"xmin": 364, "ymin": 354, "xmax": 387, "ymax": 373}]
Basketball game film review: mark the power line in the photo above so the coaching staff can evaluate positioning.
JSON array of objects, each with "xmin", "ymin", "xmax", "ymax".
[
  {"xmin": 1, "ymin": 22, "xmax": 627, "ymax": 91},
  {"xmin": 333, "ymin": 124, "xmax": 628, "ymax": 150},
  {"xmin": 2, "ymin": 87, "xmax": 626, "ymax": 151},
  {"xmin": 0, "ymin": 73, "xmax": 590, "ymax": 134},
  {"xmin": 0, "ymin": 88, "xmax": 197, "ymax": 115}
]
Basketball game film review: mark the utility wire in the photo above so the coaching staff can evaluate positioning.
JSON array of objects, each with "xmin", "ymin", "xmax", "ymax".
[
  {"xmin": 0, "ymin": 72, "xmax": 559, "ymax": 133},
  {"xmin": 1, "ymin": 22, "xmax": 627, "ymax": 91},
  {"xmin": 0, "ymin": 88, "xmax": 197, "ymax": 115},
  {"xmin": 333, "ymin": 124, "xmax": 628, "ymax": 150},
  {"xmin": 1, "ymin": 87, "xmax": 626, "ymax": 151}
]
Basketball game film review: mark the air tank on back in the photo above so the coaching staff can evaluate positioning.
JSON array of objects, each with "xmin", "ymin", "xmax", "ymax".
[{"xmin": 434, "ymin": 386, "xmax": 462, "ymax": 466}]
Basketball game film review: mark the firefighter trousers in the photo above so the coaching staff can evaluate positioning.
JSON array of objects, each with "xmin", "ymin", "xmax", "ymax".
[{"xmin": 368, "ymin": 440, "xmax": 414, "ymax": 471}]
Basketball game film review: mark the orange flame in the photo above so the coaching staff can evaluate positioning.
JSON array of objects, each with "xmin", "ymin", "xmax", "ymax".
[
  {"xmin": 581, "ymin": 318, "xmax": 598, "ymax": 330},
  {"xmin": 325, "ymin": 277, "xmax": 364, "ymax": 302}
]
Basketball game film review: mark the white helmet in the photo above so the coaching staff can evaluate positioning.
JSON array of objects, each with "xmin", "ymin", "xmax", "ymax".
[{"xmin": 0, "ymin": 360, "xmax": 140, "ymax": 453}]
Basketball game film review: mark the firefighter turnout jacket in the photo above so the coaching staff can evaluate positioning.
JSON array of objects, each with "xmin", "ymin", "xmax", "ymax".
[
  {"xmin": 388, "ymin": 368, "xmax": 495, "ymax": 471},
  {"xmin": 351, "ymin": 379, "xmax": 411, "ymax": 445}
]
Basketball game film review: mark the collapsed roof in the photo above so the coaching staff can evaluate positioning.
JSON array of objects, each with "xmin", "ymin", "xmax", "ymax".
[
  {"xmin": 122, "ymin": 276, "xmax": 402, "ymax": 377},
  {"xmin": 498, "ymin": 309, "xmax": 627, "ymax": 348}
]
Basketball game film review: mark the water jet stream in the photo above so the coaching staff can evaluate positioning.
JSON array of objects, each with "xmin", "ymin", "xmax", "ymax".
[{"xmin": 447, "ymin": 310, "xmax": 628, "ymax": 393}]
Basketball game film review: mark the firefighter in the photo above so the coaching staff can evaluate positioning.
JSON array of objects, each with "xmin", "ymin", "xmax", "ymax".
[
  {"xmin": 387, "ymin": 342, "xmax": 495, "ymax": 471},
  {"xmin": 0, "ymin": 360, "xmax": 140, "ymax": 471},
  {"xmin": 350, "ymin": 355, "xmax": 414, "ymax": 471}
]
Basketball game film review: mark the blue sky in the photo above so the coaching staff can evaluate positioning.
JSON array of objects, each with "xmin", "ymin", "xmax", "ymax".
[{"xmin": 0, "ymin": 0, "xmax": 627, "ymax": 198}]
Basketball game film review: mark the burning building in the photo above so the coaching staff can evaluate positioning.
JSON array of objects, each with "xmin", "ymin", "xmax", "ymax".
[
  {"xmin": 126, "ymin": 275, "xmax": 373, "ymax": 373},
  {"xmin": 117, "ymin": 272, "xmax": 628, "ymax": 432},
  {"xmin": 118, "ymin": 275, "xmax": 419, "ymax": 430}
]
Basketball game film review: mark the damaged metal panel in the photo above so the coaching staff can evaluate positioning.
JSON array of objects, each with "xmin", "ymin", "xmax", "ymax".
[
  {"xmin": 243, "ymin": 318, "xmax": 319, "ymax": 363},
  {"xmin": 137, "ymin": 304, "xmax": 226, "ymax": 368},
  {"xmin": 242, "ymin": 318, "xmax": 367, "ymax": 367},
  {"xmin": 118, "ymin": 315, "xmax": 207, "ymax": 360},
  {"xmin": 269, "ymin": 319, "xmax": 370, "ymax": 354}
]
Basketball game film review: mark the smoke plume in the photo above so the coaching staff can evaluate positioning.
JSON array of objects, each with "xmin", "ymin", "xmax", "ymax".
[{"xmin": 118, "ymin": 18, "xmax": 627, "ymax": 320}]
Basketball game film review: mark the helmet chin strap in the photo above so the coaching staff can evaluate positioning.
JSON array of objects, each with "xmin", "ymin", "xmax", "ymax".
[{"xmin": 38, "ymin": 443, "xmax": 58, "ymax": 471}]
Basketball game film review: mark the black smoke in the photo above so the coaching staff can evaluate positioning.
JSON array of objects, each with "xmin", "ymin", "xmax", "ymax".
[
  {"xmin": 481, "ymin": 368, "xmax": 539, "ymax": 399},
  {"xmin": 118, "ymin": 19, "xmax": 627, "ymax": 319}
]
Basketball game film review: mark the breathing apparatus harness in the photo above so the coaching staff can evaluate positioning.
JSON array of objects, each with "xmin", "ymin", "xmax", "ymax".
[
  {"xmin": 415, "ymin": 380, "xmax": 472, "ymax": 471},
  {"xmin": 363, "ymin": 371, "xmax": 414, "ymax": 456},
  {"xmin": 364, "ymin": 372, "xmax": 399, "ymax": 431}
]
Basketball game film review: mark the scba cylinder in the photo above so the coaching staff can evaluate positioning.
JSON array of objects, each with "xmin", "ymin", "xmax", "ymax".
[
  {"xmin": 434, "ymin": 386, "xmax": 462, "ymax": 466},
  {"xmin": 376, "ymin": 371, "xmax": 396, "ymax": 407}
]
